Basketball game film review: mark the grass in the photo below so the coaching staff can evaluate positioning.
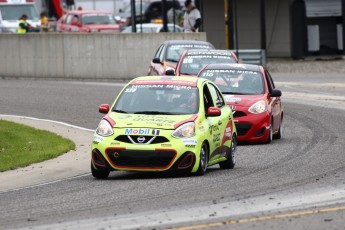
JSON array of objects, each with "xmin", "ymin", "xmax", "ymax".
[{"xmin": 0, "ymin": 120, "xmax": 75, "ymax": 172}]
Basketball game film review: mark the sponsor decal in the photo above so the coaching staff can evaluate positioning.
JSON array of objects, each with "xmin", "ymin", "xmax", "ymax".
[
  {"xmin": 124, "ymin": 88, "xmax": 137, "ymax": 93},
  {"xmin": 222, "ymin": 121, "xmax": 233, "ymax": 145},
  {"xmin": 224, "ymin": 95, "xmax": 241, "ymax": 103},
  {"xmin": 170, "ymin": 45, "xmax": 210, "ymax": 50},
  {"xmin": 152, "ymin": 129, "xmax": 160, "ymax": 135},
  {"xmin": 132, "ymin": 80, "xmax": 196, "ymax": 86},
  {"xmin": 199, "ymin": 125, "xmax": 205, "ymax": 132},
  {"xmin": 124, "ymin": 128, "xmax": 161, "ymax": 135},
  {"xmin": 118, "ymin": 115, "xmax": 132, "ymax": 119},
  {"xmin": 225, "ymin": 127, "xmax": 232, "ymax": 138},
  {"xmin": 183, "ymin": 139, "xmax": 198, "ymax": 146},
  {"xmin": 93, "ymin": 135, "xmax": 104, "ymax": 143},
  {"xmin": 213, "ymin": 133, "xmax": 221, "ymax": 142},
  {"xmin": 134, "ymin": 116, "xmax": 176, "ymax": 125},
  {"xmin": 161, "ymin": 144, "xmax": 172, "ymax": 147},
  {"xmin": 110, "ymin": 142, "xmax": 121, "ymax": 146},
  {"xmin": 185, "ymin": 145, "xmax": 196, "ymax": 148},
  {"xmin": 209, "ymin": 124, "xmax": 220, "ymax": 135},
  {"xmin": 125, "ymin": 128, "xmax": 150, "ymax": 135}
]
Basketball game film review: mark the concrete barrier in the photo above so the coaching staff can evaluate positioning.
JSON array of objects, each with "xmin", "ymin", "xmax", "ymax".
[{"xmin": 0, "ymin": 33, "xmax": 207, "ymax": 80}]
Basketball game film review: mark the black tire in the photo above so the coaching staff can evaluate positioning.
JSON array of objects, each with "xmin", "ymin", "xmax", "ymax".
[
  {"xmin": 274, "ymin": 117, "xmax": 283, "ymax": 140},
  {"xmin": 219, "ymin": 135, "xmax": 237, "ymax": 169},
  {"xmin": 91, "ymin": 162, "xmax": 110, "ymax": 179},
  {"xmin": 195, "ymin": 142, "xmax": 208, "ymax": 176},
  {"xmin": 266, "ymin": 119, "xmax": 273, "ymax": 144}
]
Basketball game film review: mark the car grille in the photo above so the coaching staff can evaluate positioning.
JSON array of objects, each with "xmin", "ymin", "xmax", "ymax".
[
  {"xmin": 114, "ymin": 135, "xmax": 169, "ymax": 144},
  {"xmin": 235, "ymin": 123, "xmax": 251, "ymax": 136},
  {"xmin": 106, "ymin": 149, "xmax": 176, "ymax": 168},
  {"xmin": 233, "ymin": 111, "xmax": 246, "ymax": 117}
]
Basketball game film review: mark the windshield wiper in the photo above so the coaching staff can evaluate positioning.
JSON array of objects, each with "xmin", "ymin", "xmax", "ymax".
[
  {"xmin": 134, "ymin": 111, "xmax": 173, "ymax": 115},
  {"xmin": 112, "ymin": 109, "xmax": 128, "ymax": 113},
  {"xmin": 222, "ymin": 92, "xmax": 245, "ymax": 95}
]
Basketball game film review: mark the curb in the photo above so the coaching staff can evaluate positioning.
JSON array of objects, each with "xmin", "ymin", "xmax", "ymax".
[{"xmin": 0, "ymin": 115, "xmax": 94, "ymax": 193}]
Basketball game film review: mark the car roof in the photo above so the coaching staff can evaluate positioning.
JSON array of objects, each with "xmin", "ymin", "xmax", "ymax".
[
  {"xmin": 163, "ymin": 40, "xmax": 214, "ymax": 47},
  {"xmin": 129, "ymin": 76, "xmax": 207, "ymax": 87},
  {"xmin": 202, "ymin": 63, "xmax": 262, "ymax": 72},
  {"xmin": 185, "ymin": 49, "xmax": 235, "ymax": 56}
]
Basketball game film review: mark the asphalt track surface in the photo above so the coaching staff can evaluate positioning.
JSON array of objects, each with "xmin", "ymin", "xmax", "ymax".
[{"xmin": 0, "ymin": 73, "xmax": 345, "ymax": 230}]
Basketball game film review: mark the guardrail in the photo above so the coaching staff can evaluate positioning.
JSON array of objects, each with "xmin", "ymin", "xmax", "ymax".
[
  {"xmin": 0, "ymin": 33, "xmax": 207, "ymax": 80},
  {"xmin": 232, "ymin": 49, "xmax": 267, "ymax": 66}
]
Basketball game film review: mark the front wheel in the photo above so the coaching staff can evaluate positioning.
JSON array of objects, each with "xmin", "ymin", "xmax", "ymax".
[
  {"xmin": 266, "ymin": 120, "xmax": 273, "ymax": 144},
  {"xmin": 219, "ymin": 135, "xmax": 237, "ymax": 169},
  {"xmin": 195, "ymin": 142, "xmax": 208, "ymax": 176},
  {"xmin": 91, "ymin": 162, "xmax": 110, "ymax": 179},
  {"xmin": 274, "ymin": 118, "xmax": 283, "ymax": 140}
]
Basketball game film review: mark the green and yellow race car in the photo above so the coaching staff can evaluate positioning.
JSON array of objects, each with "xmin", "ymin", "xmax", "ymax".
[{"xmin": 91, "ymin": 76, "xmax": 237, "ymax": 178}]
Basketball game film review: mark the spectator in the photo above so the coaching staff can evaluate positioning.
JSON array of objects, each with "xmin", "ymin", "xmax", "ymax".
[
  {"xmin": 183, "ymin": 0, "xmax": 201, "ymax": 32},
  {"xmin": 167, "ymin": 6, "xmax": 183, "ymax": 27},
  {"xmin": 17, "ymin": 14, "xmax": 31, "ymax": 34},
  {"xmin": 40, "ymin": 12, "xmax": 51, "ymax": 32},
  {"xmin": 66, "ymin": 0, "xmax": 75, "ymax": 10}
]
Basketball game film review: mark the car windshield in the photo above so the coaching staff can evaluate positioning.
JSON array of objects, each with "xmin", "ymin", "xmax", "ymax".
[
  {"xmin": 199, "ymin": 69, "xmax": 265, "ymax": 95},
  {"xmin": 0, "ymin": 5, "xmax": 39, "ymax": 20},
  {"xmin": 82, "ymin": 14, "xmax": 117, "ymax": 25},
  {"xmin": 165, "ymin": 44, "xmax": 212, "ymax": 63},
  {"xmin": 113, "ymin": 84, "xmax": 199, "ymax": 115},
  {"xmin": 179, "ymin": 54, "xmax": 236, "ymax": 75}
]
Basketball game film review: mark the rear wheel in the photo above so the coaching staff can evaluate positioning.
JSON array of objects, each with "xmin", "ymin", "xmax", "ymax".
[
  {"xmin": 219, "ymin": 135, "xmax": 237, "ymax": 169},
  {"xmin": 91, "ymin": 162, "xmax": 110, "ymax": 179},
  {"xmin": 195, "ymin": 142, "xmax": 208, "ymax": 176}
]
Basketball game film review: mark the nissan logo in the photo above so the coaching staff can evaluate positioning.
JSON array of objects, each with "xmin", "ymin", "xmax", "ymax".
[{"xmin": 137, "ymin": 136, "xmax": 145, "ymax": 143}]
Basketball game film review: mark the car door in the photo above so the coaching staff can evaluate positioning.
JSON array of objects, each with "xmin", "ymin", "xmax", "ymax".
[
  {"xmin": 205, "ymin": 82, "xmax": 231, "ymax": 161},
  {"xmin": 265, "ymin": 69, "xmax": 282, "ymax": 132}
]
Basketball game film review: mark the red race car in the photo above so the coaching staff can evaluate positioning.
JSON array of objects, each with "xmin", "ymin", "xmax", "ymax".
[
  {"xmin": 57, "ymin": 10, "xmax": 121, "ymax": 33},
  {"xmin": 175, "ymin": 49, "xmax": 238, "ymax": 76},
  {"xmin": 198, "ymin": 63, "xmax": 283, "ymax": 143},
  {"xmin": 148, "ymin": 40, "xmax": 215, "ymax": 76}
]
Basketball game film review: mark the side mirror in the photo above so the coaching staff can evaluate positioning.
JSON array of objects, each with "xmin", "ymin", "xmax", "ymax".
[
  {"xmin": 152, "ymin": 58, "xmax": 162, "ymax": 64},
  {"xmin": 206, "ymin": 107, "xmax": 221, "ymax": 117},
  {"xmin": 165, "ymin": 69, "xmax": 175, "ymax": 76},
  {"xmin": 99, "ymin": 104, "xmax": 110, "ymax": 114},
  {"xmin": 270, "ymin": 89, "xmax": 282, "ymax": 97}
]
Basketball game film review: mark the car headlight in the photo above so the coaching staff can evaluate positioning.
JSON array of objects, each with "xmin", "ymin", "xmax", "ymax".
[
  {"xmin": 96, "ymin": 119, "xmax": 114, "ymax": 136},
  {"xmin": 172, "ymin": 122, "xmax": 195, "ymax": 138},
  {"xmin": 248, "ymin": 100, "xmax": 267, "ymax": 114}
]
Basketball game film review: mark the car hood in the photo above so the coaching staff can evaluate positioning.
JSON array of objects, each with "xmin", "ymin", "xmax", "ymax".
[
  {"xmin": 223, "ymin": 94, "xmax": 267, "ymax": 107},
  {"xmin": 108, "ymin": 113, "xmax": 197, "ymax": 130}
]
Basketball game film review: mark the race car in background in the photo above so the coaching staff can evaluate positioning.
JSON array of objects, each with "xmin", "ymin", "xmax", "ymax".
[
  {"xmin": 198, "ymin": 63, "xmax": 283, "ymax": 143},
  {"xmin": 148, "ymin": 40, "xmax": 215, "ymax": 76},
  {"xmin": 57, "ymin": 10, "xmax": 121, "ymax": 33},
  {"xmin": 175, "ymin": 49, "xmax": 238, "ymax": 76},
  {"xmin": 91, "ymin": 76, "xmax": 237, "ymax": 178}
]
